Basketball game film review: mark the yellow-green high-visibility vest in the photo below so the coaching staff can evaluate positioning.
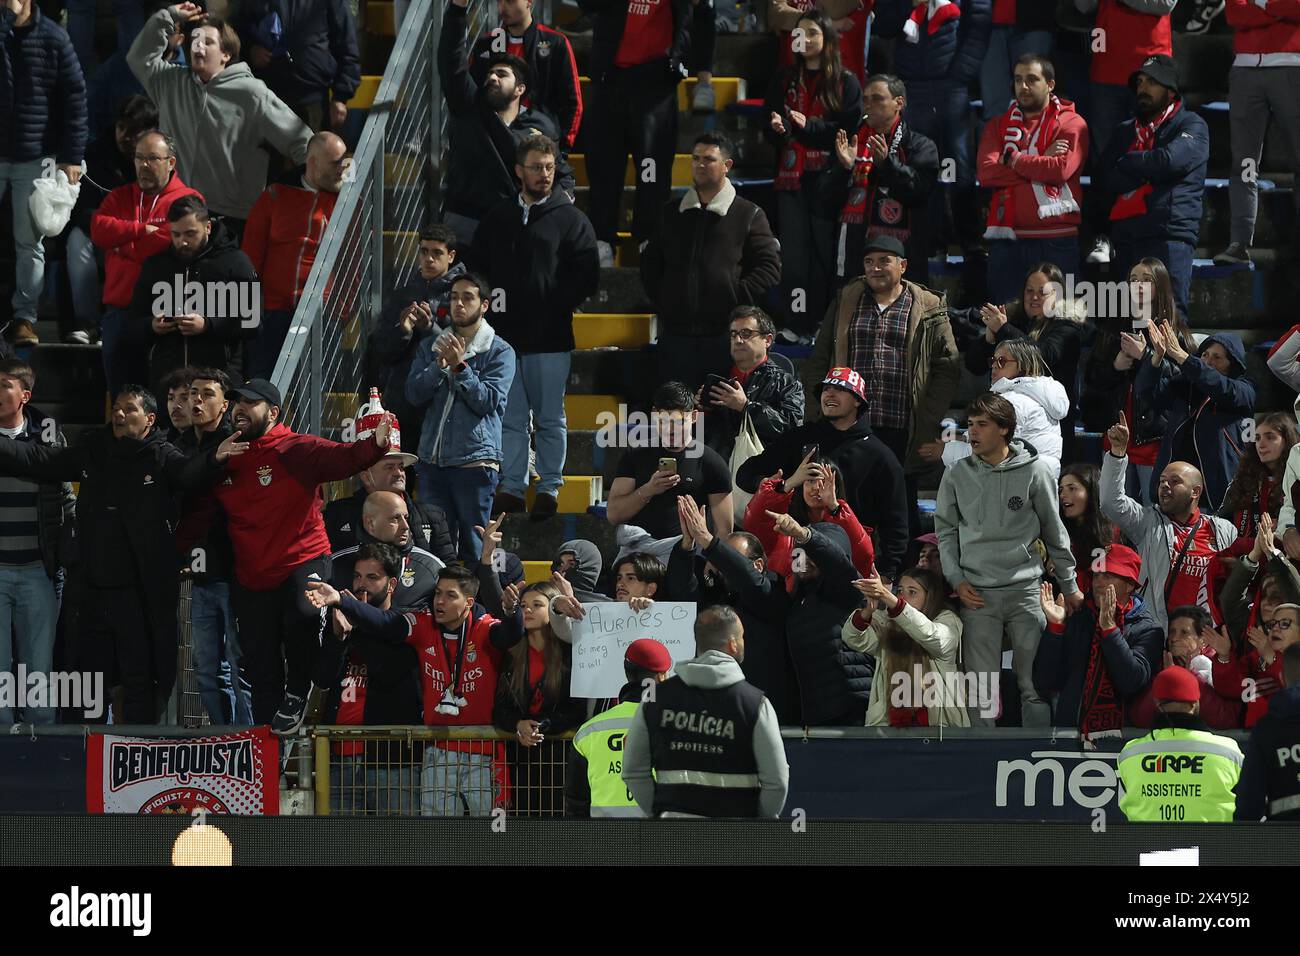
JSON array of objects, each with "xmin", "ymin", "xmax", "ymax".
[
  {"xmin": 573, "ymin": 701, "xmax": 645, "ymax": 818},
  {"xmin": 1117, "ymin": 728, "xmax": 1244, "ymax": 823}
]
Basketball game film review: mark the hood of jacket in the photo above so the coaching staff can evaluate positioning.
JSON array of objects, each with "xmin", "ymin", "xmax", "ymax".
[
  {"xmin": 675, "ymin": 649, "xmax": 746, "ymax": 689},
  {"xmin": 812, "ymin": 521, "xmax": 853, "ymax": 562},
  {"xmin": 558, "ymin": 538, "xmax": 603, "ymax": 597},
  {"xmin": 151, "ymin": 217, "xmax": 243, "ymax": 272},
  {"xmin": 993, "ymin": 375, "xmax": 1070, "ymax": 421},
  {"xmin": 201, "ymin": 61, "xmax": 263, "ymax": 93},
  {"xmin": 1198, "ymin": 332, "xmax": 1248, "ymax": 377},
  {"xmin": 460, "ymin": 318, "xmax": 498, "ymax": 362}
]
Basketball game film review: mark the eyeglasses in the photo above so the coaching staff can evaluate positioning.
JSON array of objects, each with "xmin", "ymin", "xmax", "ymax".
[
  {"xmin": 522, "ymin": 164, "xmax": 555, "ymax": 175},
  {"xmin": 728, "ymin": 328, "xmax": 762, "ymax": 341},
  {"xmin": 1262, "ymin": 619, "xmax": 1295, "ymax": 633},
  {"xmin": 989, "ymin": 356, "xmax": 1016, "ymax": 369}
]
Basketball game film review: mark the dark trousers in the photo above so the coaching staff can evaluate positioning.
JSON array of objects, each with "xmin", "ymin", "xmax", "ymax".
[
  {"xmin": 872, "ymin": 424, "xmax": 922, "ymax": 546},
  {"xmin": 1112, "ymin": 234, "xmax": 1195, "ymax": 322},
  {"xmin": 245, "ymin": 308, "xmax": 294, "ymax": 381},
  {"xmin": 689, "ymin": 0, "xmax": 716, "ymax": 74},
  {"xmin": 904, "ymin": 79, "xmax": 983, "ymax": 250},
  {"xmin": 81, "ymin": 584, "xmax": 166, "ymax": 724},
  {"xmin": 585, "ymin": 62, "xmax": 678, "ymax": 243},
  {"xmin": 987, "ymin": 235, "xmax": 1080, "ymax": 306},
  {"xmin": 232, "ymin": 554, "xmax": 330, "ymax": 724},
  {"xmin": 101, "ymin": 305, "xmax": 149, "ymax": 400}
]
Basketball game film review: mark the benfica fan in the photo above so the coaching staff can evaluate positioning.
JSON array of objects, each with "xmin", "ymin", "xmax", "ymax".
[
  {"xmin": 819, "ymin": 72, "xmax": 938, "ymax": 286},
  {"xmin": 1128, "ymin": 605, "xmax": 1244, "ymax": 730},
  {"xmin": 307, "ymin": 564, "xmax": 524, "ymax": 816},
  {"xmin": 322, "ymin": 393, "xmax": 457, "ymax": 565},
  {"xmin": 977, "ymin": 54, "xmax": 1087, "ymax": 306},
  {"xmin": 212, "ymin": 378, "xmax": 398, "ymax": 733},
  {"xmin": 763, "ymin": 9, "xmax": 862, "ymax": 336}
]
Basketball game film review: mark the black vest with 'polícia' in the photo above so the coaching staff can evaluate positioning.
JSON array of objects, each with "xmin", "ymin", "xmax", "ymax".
[{"xmin": 641, "ymin": 674, "xmax": 768, "ymax": 818}]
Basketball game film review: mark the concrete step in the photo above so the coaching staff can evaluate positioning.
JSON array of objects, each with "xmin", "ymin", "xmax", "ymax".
[
  {"xmin": 499, "ymin": 511, "xmax": 620, "ymax": 567},
  {"xmin": 581, "ymin": 267, "xmax": 653, "ymax": 314},
  {"xmin": 563, "ymin": 427, "xmax": 627, "ymax": 481}
]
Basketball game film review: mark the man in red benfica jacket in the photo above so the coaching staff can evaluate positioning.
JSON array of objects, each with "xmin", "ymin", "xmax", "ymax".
[{"xmin": 214, "ymin": 377, "xmax": 396, "ymax": 732}]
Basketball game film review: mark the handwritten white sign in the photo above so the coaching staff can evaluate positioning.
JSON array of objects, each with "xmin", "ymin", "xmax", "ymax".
[{"xmin": 569, "ymin": 602, "xmax": 697, "ymax": 698}]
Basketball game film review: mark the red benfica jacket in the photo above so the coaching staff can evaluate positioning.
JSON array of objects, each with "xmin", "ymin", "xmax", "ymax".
[
  {"xmin": 1089, "ymin": 0, "xmax": 1172, "ymax": 86},
  {"xmin": 90, "ymin": 172, "xmax": 203, "ymax": 308},
  {"xmin": 212, "ymin": 424, "xmax": 386, "ymax": 589},
  {"xmin": 242, "ymin": 180, "xmax": 339, "ymax": 312},
  {"xmin": 1228, "ymin": 0, "xmax": 1300, "ymax": 58}
]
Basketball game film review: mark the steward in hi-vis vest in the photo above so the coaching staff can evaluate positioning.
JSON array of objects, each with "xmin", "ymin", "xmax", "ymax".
[
  {"xmin": 566, "ymin": 639, "xmax": 672, "ymax": 818},
  {"xmin": 1117, "ymin": 666, "xmax": 1243, "ymax": 822}
]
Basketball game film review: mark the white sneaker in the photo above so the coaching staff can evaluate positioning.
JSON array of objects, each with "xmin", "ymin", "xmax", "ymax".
[
  {"xmin": 692, "ymin": 82, "xmax": 716, "ymax": 113},
  {"xmin": 597, "ymin": 240, "xmax": 614, "ymax": 268},
  {"xmin": 1086, "ymin": 236, "xmax": 1112, "ymax": 264}
]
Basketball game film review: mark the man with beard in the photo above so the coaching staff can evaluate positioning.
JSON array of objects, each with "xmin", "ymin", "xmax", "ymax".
[
  {"xmin": 0, "ymin": 385, "xmax": 246, "ymax": 723},
  {"xmin": 323, "ymin": 420, "xmax": 457, "ymax": 566},
  {"xmin": 174, "ymin": 367, "xmax": 252, "ymax": 725},
  {"xmin": 438, "ymin": 0, "xmax": 574, "ymax": 245},
  {"xmin": 91, "ymin": 128, "xmax": 202, "ymax": 396},
  {"xmin": 469, "ymin": 135, "xmax": 599, "ymax": 520},
  {"xmin": 1101, "ymin": 412, "xmax": 1239, "ymax": 634},
  {"xmin": 329, "ymin": 491, "xmax": 444, "ymax": 610},
  {"xmin": 130, "ymin": 195, "xmax": 261, "ymax": 400},
  {"xmin": 129, "ymin": 3, "xmax": 313, "ymax": 237},
  {"xmin": 405, "ymin": 273, "xmax": 516, "ymax": 564},
  {"xmin": 210, "ymin": 377, "xmax": 399, "ymax": 732},
  {"xmin": 820, "ymin": 73, "xmax": 939, "ymax": 286},
  {"xmin": 977, "ymin": 54, "xmax": 1088, "ymax": 305},
  {"xmin": 1097, "ymin": 54, "xmax": 1209, "ymax": 319}
]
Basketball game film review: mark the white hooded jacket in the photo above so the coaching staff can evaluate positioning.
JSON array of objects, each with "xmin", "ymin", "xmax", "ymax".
[{"xmin": 942, "ymin": 375, "xmax": 1069, "ymax": 479}]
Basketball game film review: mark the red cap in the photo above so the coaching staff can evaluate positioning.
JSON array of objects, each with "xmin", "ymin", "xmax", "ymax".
[
  {"xmin": 1151, "ymin": 666, "xmax": 1201, "ymax": 704},
  {"xmin": 1096, "ymin": 544, "xmax": 1142, "ymax": 587},
  {"xmin": 820, "ymin": 367, "xmax": 868, "ymax": 405},
  {"xmin": 915, "ymin": 532, "xmax": 939, "ymax": 546},
  {"xmin": 625, "ymin": 639, "xmax": 672, "ymax": 674}
]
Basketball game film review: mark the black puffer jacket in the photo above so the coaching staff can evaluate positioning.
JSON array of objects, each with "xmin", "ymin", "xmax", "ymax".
[
  {"xmin": 784, "ymin": 523, "xmax": 873, "ymax": 726},
  {"xmin": 129, "ymin": 219, "xmax": 260, "ymax": 398},
  {"xmin": 702, "ymin": 358, "xmax": 805, "ymax": 462},
  {"xmin": 438, "ymin": 5, "xmax": 575, "ymax": 222},
  {"xmin": 174, "ymin": 418, "xmax": 237, "ymax": 585},
  {"xmin": 11, "ymin": 404, "xmax": 76, "ymax": 580},
  {"xmin": 235, "ymin": 0, "xmax": 362, "ymax": 106},
  {"xmin": 0, "ymin": 6, "xmax": 87, "ymax": 164},
  {"xmin": 578, "ymin": 0, "xmax": 693, "ymax": 83},
  {"xmin": 1080, "ymin": 325, "xmax": 1194, "ymax": 446}
]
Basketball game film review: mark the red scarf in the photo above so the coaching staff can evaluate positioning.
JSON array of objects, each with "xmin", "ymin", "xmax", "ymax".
[
  {"xmin": 1079, "ymin": 597, "xmax": 1135, "ymax": 738},
  {"xmin": 840, "ymin": 115, "xmax": 909, "ymax": 235},
  {"xmin": 1110, "ymin": 98, "xmax": 1182, "ymax": 222},
  {"xmin": 984, "ymin": 94, "xmax": 1080, "ymax": 238},
  {"xmin": 776, "ymin": 72, "xmax": 830, "ymax": 191}
]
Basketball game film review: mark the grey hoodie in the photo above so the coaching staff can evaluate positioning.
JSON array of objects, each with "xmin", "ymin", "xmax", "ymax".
[
  {"xmin": 621, "ymin": 649, "xmax": 790, "ymax": 818},
  {"xmin": 128, "ymin": 7, "xmax": 313, "ymax": 218},
  {"xmin": 934, "ymin": 439, "xmax": 1079, "ymax": 593},
  {"xmin": 548, "ymin": 538, "xmax": 608, "ymax": 646}
]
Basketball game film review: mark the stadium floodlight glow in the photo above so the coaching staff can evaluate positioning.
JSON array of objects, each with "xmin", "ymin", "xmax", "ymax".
[{"xmin": 172, "ymin": 818, "xmax": 233, "ymax": 866}]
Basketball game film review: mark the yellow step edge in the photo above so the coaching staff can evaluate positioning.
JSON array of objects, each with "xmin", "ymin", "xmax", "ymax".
[
  {"xmin": 564, "ymin": 393, "xmax": 622, "ymax": 430},
  {"xmin": 523, "ymin": 560, "xmax": 553, "ymax": 584},
  {"xmin": 525, "ymin": 475, "xmax": 603, "ymax": 512},
  {"xmin": 574, "ymin": 312, "xmax": 653, "ymax": 349},
  {"xmin": 346, "ymin": 75, "xmax": 383, "ymax": 110}
]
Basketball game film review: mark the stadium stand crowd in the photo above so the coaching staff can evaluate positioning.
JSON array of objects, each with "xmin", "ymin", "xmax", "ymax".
[{"xmin": 1, "ymin": 0, "xmax": 1300, "ymax": 818}]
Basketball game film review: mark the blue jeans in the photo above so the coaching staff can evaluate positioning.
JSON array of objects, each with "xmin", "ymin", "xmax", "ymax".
[
  {"xmin": 1112, "ymin": 234, "xmax": 1194, "ymax": 322},
  {"xmin": 244, "ymin": 308, "xmax": 293, "ymax": 381},
  {"xmin": 0, "ymin": 159, "xmax": 49, "ymax": 324},
  {"xmin": 0, "ymin": 563, "xmax": 58, "ymax": 724},
  {"xmin": 421, "ymin": 747, "xmax": 494, "ymax": 816},
  {"xmin": 987, "ymin": 236, "xmax": 1080, "ymax": 306},
  {"xmin": 419, "ymin": 464, "xmax": 499, "ymax": 563},
  {"xmin": 980, "ymin": 28, "xmax": 1053, "ymax": 124},
  {"xmin": 501, "ymin": 351, "xmax": 570, "ymax": 499},
  {"xmin": 190, "ymin": 581, "xmax": 253, "ymax": 725}
]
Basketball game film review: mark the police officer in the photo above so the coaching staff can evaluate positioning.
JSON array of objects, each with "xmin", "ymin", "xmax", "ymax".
[
  {"xmin": 1236, "ymin": 643, "xmax": 1300, "ymax": 821},
  {"xmin": 1117, "ymin": 666, "xmax": 1244, "ymax": 823},
  {"xmin": 621, "ymin": 605, "xmax": 790, "ymax": 818},
  {"xmin": 565, "ymin": 639, "xmax": 672, "ymax": 818}
]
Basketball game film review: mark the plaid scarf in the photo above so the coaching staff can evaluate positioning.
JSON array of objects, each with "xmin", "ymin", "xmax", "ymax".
[
  {"xmin": 840, "ymin": 116, "xmax": 909, "ymax": 234},
  {"xmin": 776, "ymin": 73, "xmax": 830, "ymax": 191},
  {"xmin": 984, "ymin": 94, "xmax": 1080, "ymax": 239},
  {"xmin": 1110, "ymin": 98, "xmax": 1182, "ymax": 222}
]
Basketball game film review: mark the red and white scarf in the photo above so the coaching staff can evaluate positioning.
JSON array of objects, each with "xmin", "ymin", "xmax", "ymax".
[
  {"xmin": 984, "ymin": 94, "xmax": 1080, "ymax": 240},
  {"xmin": 904, "ymin": 0, "xmax": 960, "ymax": 43},
  {"xmin": 1110, "ymin": 98, "xmax": 1182, "ymax": 222},
  {"xmin": 776, "ymin": 72, "xmax": 830, "ymax": 191},
  {"xmin": 840, "ymin": 115, "xmax": 908, "ymax": 230}
]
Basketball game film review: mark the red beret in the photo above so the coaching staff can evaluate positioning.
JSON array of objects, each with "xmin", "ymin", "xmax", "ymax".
[
  {"xmin": 1097, "ymin": 544, "xmax": 1142, "ymax": 587},
  {"xmin": 625, "ymin": 639, "xmax": 672, "ymax": 673},
  {"xmin": 1152, "ymin": 666, "xmax": 1201, "ymax": 704}
]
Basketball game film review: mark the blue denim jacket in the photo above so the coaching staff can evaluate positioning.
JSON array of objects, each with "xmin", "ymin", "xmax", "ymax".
[{"xmin": 406, "ymin": 319, "xmax": 515, "ymax": 467}]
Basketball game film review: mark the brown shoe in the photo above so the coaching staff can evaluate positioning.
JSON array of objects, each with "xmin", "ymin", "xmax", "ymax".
[
  {"xmin": 493, "ymin": 491, "xmax": 528, "ymax": 514},
  {"xmin": 529, "ymin": 492, "xmax": 559, "ymax": 522},
  {"xmin": 9, "ymin": 319, "xmax": 38, "ymax": 345}
]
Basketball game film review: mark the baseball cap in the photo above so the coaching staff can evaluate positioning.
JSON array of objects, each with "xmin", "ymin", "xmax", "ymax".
[
  {"xmin": 229, "ymin": 378, "xmax": 282, "ymax": 408},
  {"xmin": 819, "ymin": 367, "xmax": 868, "ymax": 405},
  {"xmin": 863, "ymin": 235, "xmax": 906, "ymax": 257},
  {"xmin": 625, "ymin": 638, "xmax": 672, "ymax": 674},
  {"xmin": 1130, "ymin": 54, "xmax": 1180, "ymax": 96},
  {"xmin": 1151, "ymin": 666, "xmax": 1200, "ymax": 704},
  {"xmin": 1096, "ymin": 544, "xmax": 1142, "ymax": 587}
]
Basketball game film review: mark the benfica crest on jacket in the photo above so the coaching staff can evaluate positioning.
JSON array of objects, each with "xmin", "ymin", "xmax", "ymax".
[{"xmin": 257, "ymin": 465, "xmax": 272, "ymax": 487}]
